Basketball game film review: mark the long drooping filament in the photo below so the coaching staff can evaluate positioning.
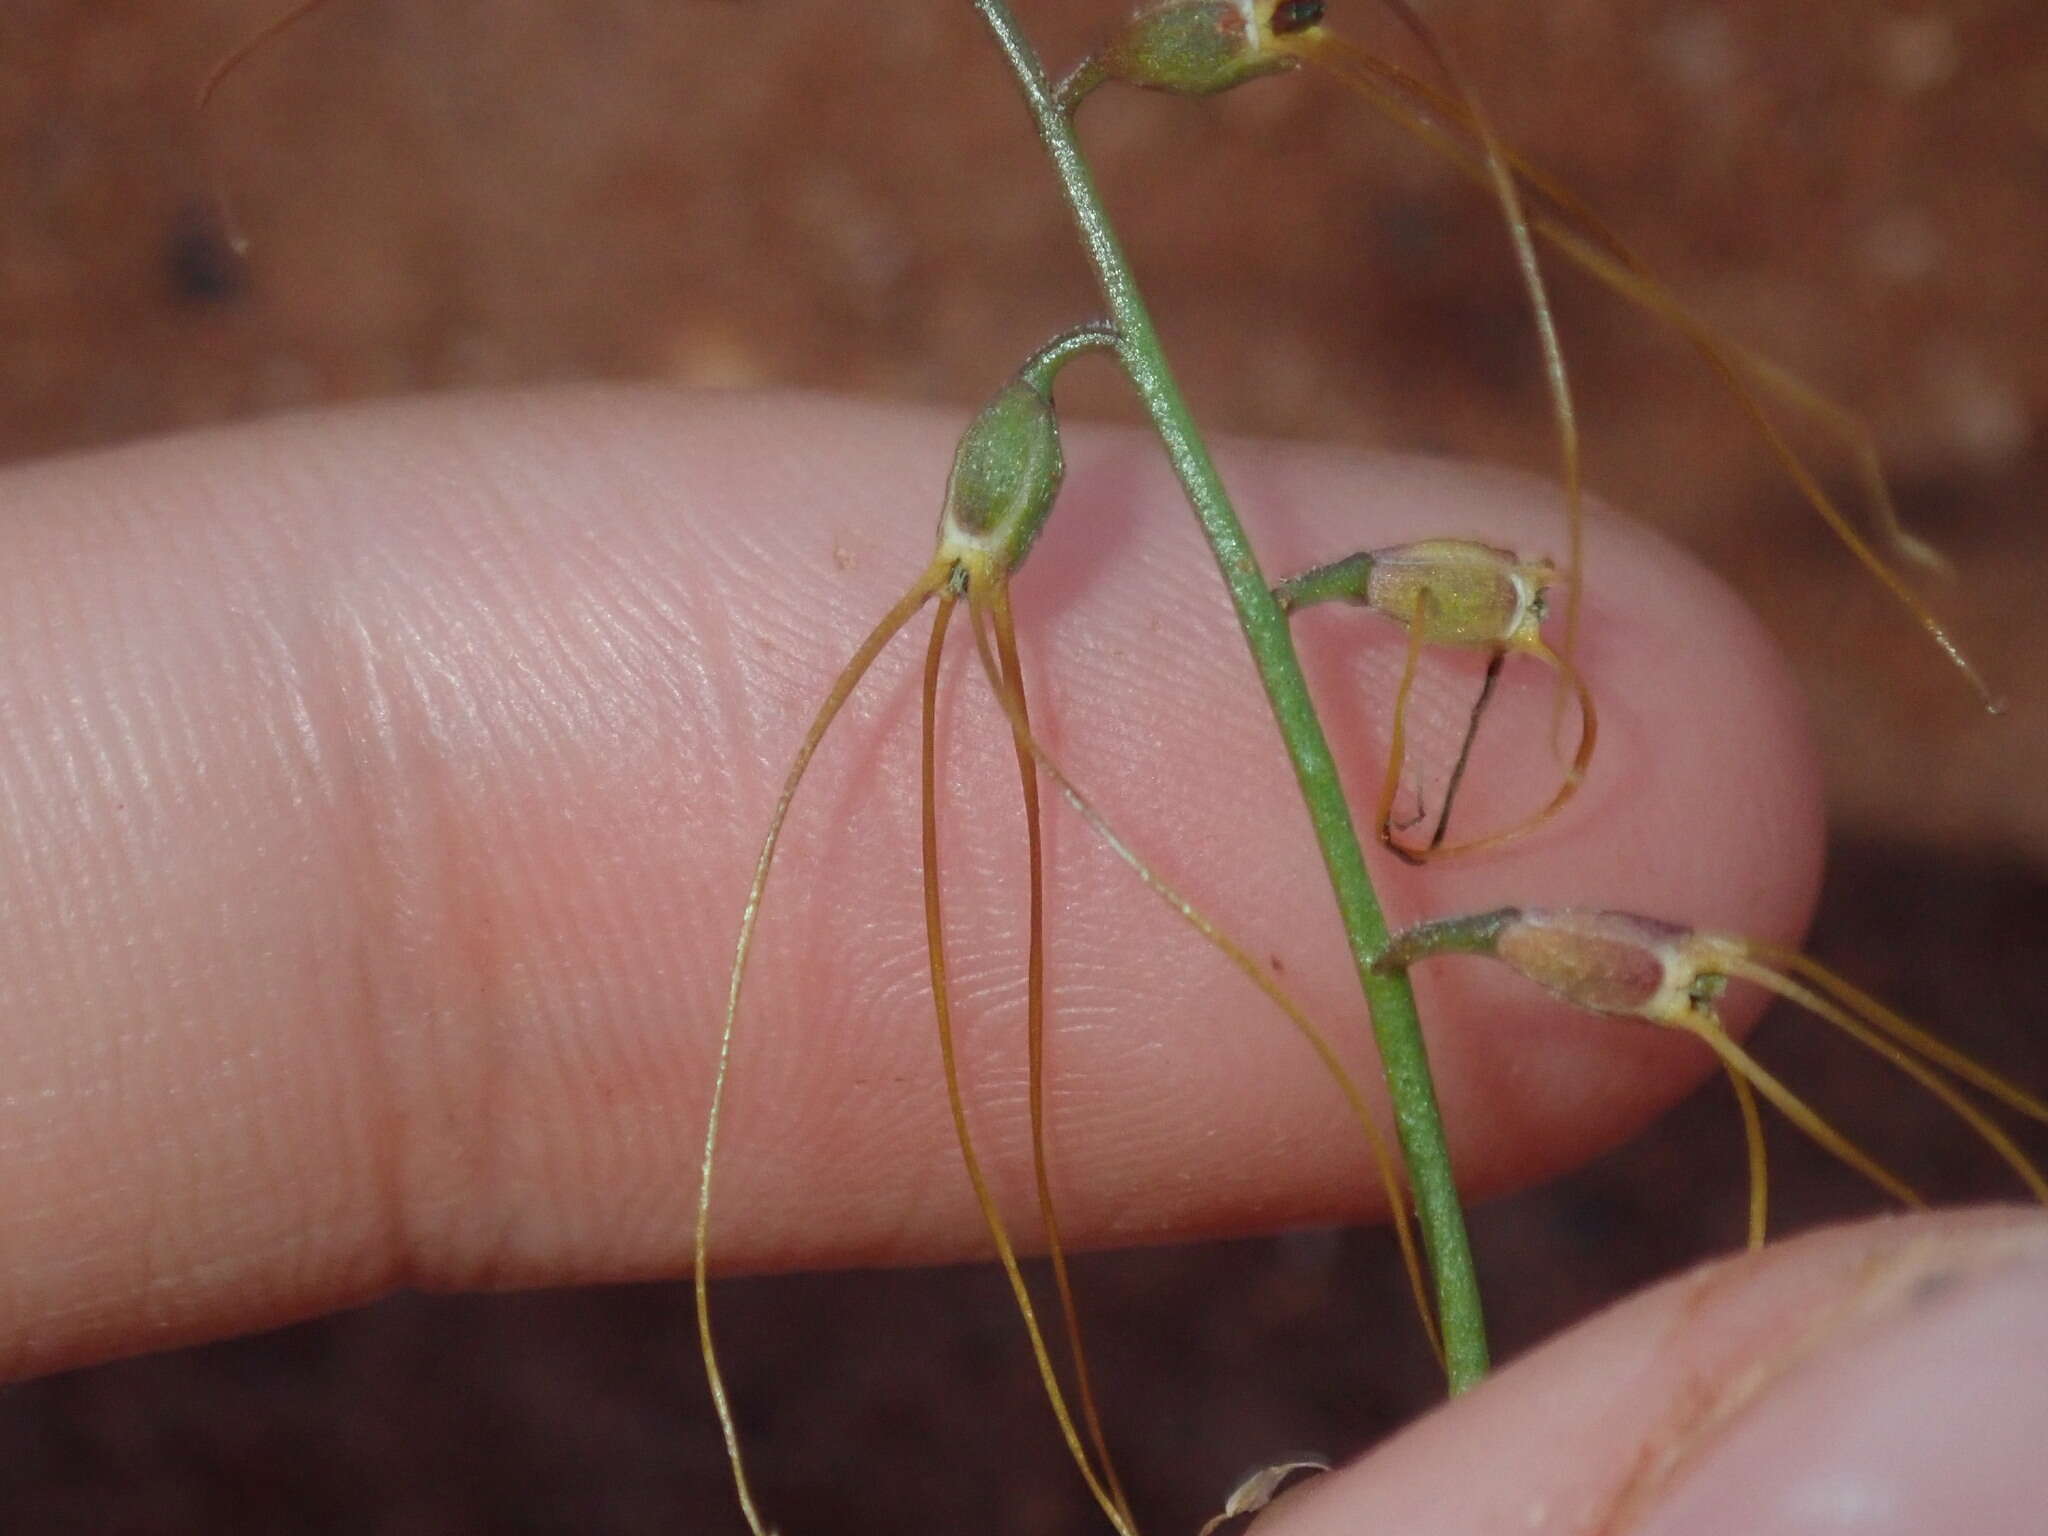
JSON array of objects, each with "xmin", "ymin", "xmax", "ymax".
[
  {"xmin": 1376, "ymin": 588, "xmax": 1597, "ymax": 864},
  {"xmin": 1664, "ymin": 1010, "xmax": 1923, "ymax": 1212},
  {"xmin": 919, "ymin": 589, "xmax": 1139, "ymax": 1536},
  {"xmin": 695, "ymin": 560, "xmax": 949, "ymax": 1536},
  {"xmin": 196, "ymin": 0, "xmax": 345, "ymax": 254},
  {"xmin": 1278, "ymin": 11, "xmax": 1589, "ymax": 744},
  {"xmin": 699, "ymin": 546, "xmax": 1467, "ymax": 1535},
  {"xmin": 1423, "ymin": 645, "xmax": 1505, "ymax": 853},
  {"xmin": 1722, "ymin": 1063, "xmax": 1769, "ymax": 1251},
  {"xmin": 1662, "ymin": 944, "xmax": 2048, "ymax": 1241},
  {"xmin": 1753, "ymin": 944, "xmax": 2048, "ymax": 1128},
  {"xmin": 1285, "ymin": 27, "xmax": 2000, "ymax": 710},
  {"xmin": 983, "ymin": 585, "xmax": 1135, "ymax": 1531},
  {"xmin": 966, "ymin": 600, "xmax": 1444, "ymax": 1368},
  {"xmin": 1724, "ymin": 951, "xmax": 2048, "ymax": 1204}
]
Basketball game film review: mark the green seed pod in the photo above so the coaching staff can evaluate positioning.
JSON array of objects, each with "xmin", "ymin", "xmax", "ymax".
[
  {"xmin": 1363, "ymin": 540, "xmax": 1553, "ymax": 648},
  {"xmin": 1276, "ymin": 539, "xmax": 1558, "ymax": 650},
  {"xmin": 1093, "ymin": 0, "xmax": 1302, "ymax": 97},
  {"xmin": 938, "ymin": 376, "xmax": 1064, "ymax": 577}
]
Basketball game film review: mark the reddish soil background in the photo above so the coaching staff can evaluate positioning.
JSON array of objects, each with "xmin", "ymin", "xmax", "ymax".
[{"xmin": 1, "ymin": 2, "xmax": 2043, "ymax": 1531}]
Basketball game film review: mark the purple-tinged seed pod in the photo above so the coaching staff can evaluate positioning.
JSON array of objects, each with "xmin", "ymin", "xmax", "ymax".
[{"xmin": 1493, "ymin": 909, "xmax": 1694, "ymax": 1018}]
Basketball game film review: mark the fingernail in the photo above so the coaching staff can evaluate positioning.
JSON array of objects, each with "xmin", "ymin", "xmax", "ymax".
[{"xmin": 1635, "ymin": 1227, "xmax": 2048, "ymax": 1536}]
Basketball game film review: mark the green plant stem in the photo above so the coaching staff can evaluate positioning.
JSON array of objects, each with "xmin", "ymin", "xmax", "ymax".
[
  {"xmin": 1019, "ymin": 320, "xmax": 1120, "ymax": 389},
  {"xmin": 968, "ymin": 0, "xmax": 1489, "ymax": 1389}
]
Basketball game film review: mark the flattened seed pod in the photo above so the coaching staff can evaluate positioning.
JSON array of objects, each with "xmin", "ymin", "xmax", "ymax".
[{"xmin": 1378, "ymin": 907, "xmax": 2048, "ymax": 1246}]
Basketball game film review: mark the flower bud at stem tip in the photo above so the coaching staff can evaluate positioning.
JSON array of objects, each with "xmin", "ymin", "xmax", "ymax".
[
  {"xmin": 1079, "ymin": 0, "xmax": 1301, "ymax": 103},
  {"xmin": 938, "ymin": 378, "xmax": 1064, "ymax": 580}
]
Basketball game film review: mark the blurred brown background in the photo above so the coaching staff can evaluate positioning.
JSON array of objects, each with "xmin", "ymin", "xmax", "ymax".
[{"xmin": 2, "ymin": 1, "xmax": 2043, "ymax": 1531}]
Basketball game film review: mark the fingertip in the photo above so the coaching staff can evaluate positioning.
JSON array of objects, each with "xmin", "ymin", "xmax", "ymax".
[
  {"xmin": 1243, "ymin": 1211, "xmax": 2048, "ymax": 1536},
  {"xmin": 1023, "ymin": 431, "xmax": 1826, "ymax": 1200},
  {"xmin": 0, "ymin": 389, "xmax": 1826, "ymax": 1375}
]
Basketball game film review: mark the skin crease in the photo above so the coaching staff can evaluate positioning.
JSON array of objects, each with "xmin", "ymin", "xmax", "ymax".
[{"xmin": 0, "ymin": 386, "xmax": 1831, "ymax": 1393}]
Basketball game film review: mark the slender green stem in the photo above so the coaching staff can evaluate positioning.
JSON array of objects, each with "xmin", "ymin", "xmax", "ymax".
[
  {"xmin": 1019, "ymin": 320, "xmax": 1120, "ymax": 390},
  {"xmin": 968, "ymin": 0, "xmax": 1489, "ymax": 1388},
  {"xmin": 1273, "ymin": 552, "xmax": 1377, "ymax": 613}
]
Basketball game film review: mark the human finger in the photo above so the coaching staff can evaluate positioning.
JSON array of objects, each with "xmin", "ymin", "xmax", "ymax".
[
  {"xmin": 0, "ymin": 387, "xmax": 1819, "ymax": 1376},
  {"xmin": 1245, "ymin": 1209, "xmax": 2048, "ymax": 1536}
]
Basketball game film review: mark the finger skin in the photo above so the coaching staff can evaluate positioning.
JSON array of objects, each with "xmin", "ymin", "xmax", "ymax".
[
  {"xmin": 0, "ymin": 387, "xmax": 1822, "ymax": 1376},
  {"xmin": 1249, "ymin": 1209, "xmax": 2048, "ymax": 1536}
]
